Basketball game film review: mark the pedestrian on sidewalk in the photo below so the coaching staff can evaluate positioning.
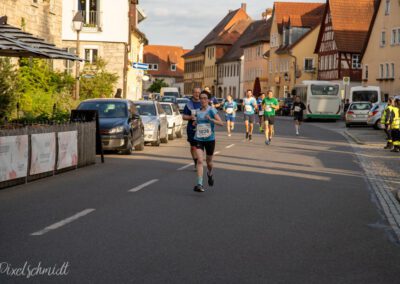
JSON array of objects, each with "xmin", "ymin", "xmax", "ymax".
[
  {"xmin": 242, "ymin": 90, "xmax": 257, "ymax": 141},
  {"xmin": 389, "ymin": 98, "xmax": 400, "ymax": 153},
  {"xmin": 381, "ymin": 97, "xmax": 394, "ymax": 149},
  {"xmin": 257, "ymin": 93, "xmax": 266, "ymax": 133},
  {"xmin": 223, "ymin": 95, "xmax": 238, "ymax": 137},
  {"xmin": 262, "ymin": 90, "xmax": 279, "ymax": 145},
  {"xmin": 291, "ymin": 95, "xmax": 306, "ymax": 136},
  {"xmin": 193, "ymin": 91, "xmax": 224, "ymax": 192},
  {"xmin": 183, "ymin": 87, "xmax": 202, "ymax": 170}
]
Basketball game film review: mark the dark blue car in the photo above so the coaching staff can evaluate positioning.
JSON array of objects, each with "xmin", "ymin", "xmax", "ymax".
[{"xmin": 77, "ymin": 99, "xmax": 145, "ymax": 154}]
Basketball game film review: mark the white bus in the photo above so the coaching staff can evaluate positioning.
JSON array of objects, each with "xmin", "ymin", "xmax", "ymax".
[{"xmin": 292, "ymin": 81, "xmax": 341, "ymax": 120}]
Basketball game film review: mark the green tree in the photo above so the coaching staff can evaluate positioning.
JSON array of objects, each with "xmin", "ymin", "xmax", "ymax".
[
  {"xmin": 147, "ymin": 79, "xmax": 168, "ymax": 93},
  {"xmin": 79, "ymin": 58, "xmax": 119, "ymax": 99},
  {"xmin": 0, "ymin": 58, "xmax": 17, "ymax": 121}
]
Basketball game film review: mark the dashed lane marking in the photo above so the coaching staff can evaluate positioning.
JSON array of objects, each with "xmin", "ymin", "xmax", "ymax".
[
  {"xmin": 31, "ymin": 209, "xmax": 95, "ymax": 236},
  {"xmin": 177, "ymin": 163, "xmax": 194, "ymax": 171},
  {"xmin": 226, "ymin": 144, "xmax": 235, "ymax": 149},
  {"xmin": 129, "ymin": 179, "xmax": 159, "ymax": 192}
]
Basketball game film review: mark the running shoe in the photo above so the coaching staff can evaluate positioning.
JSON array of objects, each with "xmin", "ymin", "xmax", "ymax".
[
  {"xmin": 193, "ymin": 185, "xmax": 205, "ymax": 192},
  {"xmin": 296, "ymin": 132, "xmax": 299, "ymax": 136},
  {"xmin": 228, "ymin": 133, "xmax": 232, "ymax": 137},
  {"xmin": 246, "ymin": 132, "xmax": 249, "ymax": 139},
  {"xmin": 265, "ymin": 139, "xmax": 270, "ymax": 145},
  {"xmin": 207, "ymin": 173, "xmax": 214, "ymax": 186}
]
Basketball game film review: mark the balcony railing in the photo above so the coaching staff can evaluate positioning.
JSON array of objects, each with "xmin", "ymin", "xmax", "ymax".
[{"xmin": 74, "ymin": 10, "xmax": 102, "ymax": 31}]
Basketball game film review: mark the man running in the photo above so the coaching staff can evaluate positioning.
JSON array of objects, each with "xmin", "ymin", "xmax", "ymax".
[
  {"xmin": 291, "ymin": 95, "xmax": 306, "ymax": 136},
  {"xmin": 193, "ymin": 91, "xmax": 224, "ymax": 192},
  {"xmin": 223, "ymin": 95, "xmax": 238, "ymax": 137},
  {"xmin": 182, "ymin": 87, "xmax": 202, "ymax": 169},
  {"xmin": 262, "ymin": 90, "xmax": 279, "ymax": 145},
  {"xmin": 242, "ymin": 90, "xmax": 257, "ymax": 141},
  {"xmin": 257, "ymin": 93, "xmax": 266, "ymax": 133}
]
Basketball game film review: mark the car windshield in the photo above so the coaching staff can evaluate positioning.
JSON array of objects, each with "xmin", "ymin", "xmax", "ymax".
[
  {"xmin": 164, "ymin": 92, "xmax": 179, "ymax": 97},
  {"xmin": 135, "ymin": 104, "xmax": 156, "ymax": 116},
  {"xmin": 161, "ymin": 104, "xmax": 173, "ymax": 115},
  {"xmin": 78, "ymin": 101, "xmax": 127, "ymax": 118},
  {"xmin": 350, "ymin": 103, "xmax": 371, "ymax": 111},
  {"xmin": 177, "ymin": 99, "xmax": 189, "ymax": 104},
  {"xmin": 352, "ymin": 91, "xmax": 379, "ymax": 103},
  {"xmin": 162, "ymin": 96, "xmax": 175, "ymax": 102},
  {"xmin": 311, "ymin": 84, "xmax": 339, "ymax": 96}
]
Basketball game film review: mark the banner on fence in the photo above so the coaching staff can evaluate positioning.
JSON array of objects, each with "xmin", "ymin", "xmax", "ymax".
[
  {"xmin": 30, "ymin": 133, "xmax": 56, "ymax": 175},
  {"xmin": 0, "ymin": 135, "xmax": 29, "ymax": 182},
  {"xmin": 57, "ymin": 131, "xmax": 78, "ymax": 170}
]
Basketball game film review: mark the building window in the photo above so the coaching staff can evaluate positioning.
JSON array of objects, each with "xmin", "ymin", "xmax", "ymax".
[
  {"xmin": 304, "ymin": 58, "xmax": 314, "ymax": 71},
  {"xmin": 391, "ymin": 29, "xmax": 397, "ymax": 45},
  {"xmin": 381, "ymin": 31, "xmax": 386, "ymax": 46},
  {"xmin": 380, "ymin": 64, "xmax": 384, "ymax": 78},
  {"xmin": 391, "ymin": 63, "xmax": 395, "ymax": 79},
  {"xmin": 148, "ymin": 64, "xmax": 158, "ymax": 71},
  {"xmin": 386, "ymin": 63, "xmax": 390, "ymax": 78},
  {"xmin": 64, "ymin": 47, "xmax": 76, "ymax": 74},
  {"xmin": 385, "ymin": 0, "xmax": 390, "ymax": 15},
  {"xmin": 171, "ymin": 64, "xmax": 176, "ymax": 72},
  {"xmin": 364, "ymin": 65, "xmax": 369, "ymax": 80},
  {"xmin": 84, "ymin": 48, "xmax": 98, "ymax": 64},
  {"xmin": 352, "ymin": 54, "xmax": 361, "ymax": 69}
]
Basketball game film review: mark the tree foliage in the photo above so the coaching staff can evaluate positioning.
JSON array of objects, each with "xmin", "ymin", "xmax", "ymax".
[
  {"xmin": 79, "ymin": 58, "xmax": 119, "ymax": 100},
  {"xmin": 147, "ymin": 79, "xmax": 168, "ymax": 93},
  {"xmin": 0, "ymin": 58, "xmax": 17, "ymax": 120}
]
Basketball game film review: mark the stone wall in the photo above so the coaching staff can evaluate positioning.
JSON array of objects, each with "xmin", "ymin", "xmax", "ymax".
[{"xmin": 1, "ymin": 0, "xmax": 62, "ymax": 46}]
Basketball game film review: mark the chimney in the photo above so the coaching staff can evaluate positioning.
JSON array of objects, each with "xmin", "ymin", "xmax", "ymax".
[
  {"xmin": 262, "ymin": 8, "xmax": 273, "ymax": 20},
  {"xmin": 241, "ymin": 3, "xmax": 247, "ymax": 12}
]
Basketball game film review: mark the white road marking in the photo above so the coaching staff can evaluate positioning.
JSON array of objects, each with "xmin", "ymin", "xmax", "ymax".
[
  {"xmin": 31, "ymin": 209, "xmax": 95, "ymax": 236},
  {"xmin": 214, "ymin": 151, "xmax": 221, "ymax": 155},
  {"xmin": 226, "ymin": 144, "xmax": 235, "ymax": 149},
  {"xmin": 177, "ymin": 163, "xmax": 194, "ymax": 171},
  {"xmin": 129, "ymin": 179, "xmax": 159, "ymax": 192}
]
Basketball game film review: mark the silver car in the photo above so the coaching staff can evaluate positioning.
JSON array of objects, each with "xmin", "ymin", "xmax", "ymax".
[
  {"xmin": 345, "ymin": 102, "xmax": 372, "ymax": 127},
  {"xmin": 160, "ymin": 102, "xmax": 184, "ymax": 140},
  {"xmin": 367, "ymin": 102, "xmax": 387, "ymax": 129},
  {"xmin": 134, "ymin": 101, "xmax": 169, "ymax": 146},
  {"xmin": 176, "ymin": 98, "xmax": 189, "ymax": 113}
]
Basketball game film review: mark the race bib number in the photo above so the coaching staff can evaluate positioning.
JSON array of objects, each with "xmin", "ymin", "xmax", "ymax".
[
  {"xmin": 294, "ymin": 106, "xmax": 302, "ymax": 112},
  {"xmin": 245, "ymin": 105, "xmax": 253, "ymax": 112},
  {"xmin": 196, "ymin": 123, "xmax": 212, "ymax": 138},
  {"xmin": 226, "ymin": 108, "xmax": 234, "ymax": 114},
  {"xmin": 265, "ymin": 105, "xmax": 272, "ymax": 112},
  {"xmin": 259, "ymin": 111, "xmax": 264, "ymax": 116}
]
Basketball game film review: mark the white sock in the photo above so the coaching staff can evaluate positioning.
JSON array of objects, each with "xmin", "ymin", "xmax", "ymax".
[{"xmin": 295, "ymin": 125, "xmax": 299, "ymax": 133}]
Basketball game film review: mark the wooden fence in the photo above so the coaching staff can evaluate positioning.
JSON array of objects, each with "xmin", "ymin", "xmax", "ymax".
[{"xmin": 0, "ymin": 122, "xmax": 96, "ymax": 189}]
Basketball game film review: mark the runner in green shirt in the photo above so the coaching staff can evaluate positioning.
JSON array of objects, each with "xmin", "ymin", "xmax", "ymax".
[{"xmin": 262, "ymin": 90, "xmax": 279, "ymax": 145}]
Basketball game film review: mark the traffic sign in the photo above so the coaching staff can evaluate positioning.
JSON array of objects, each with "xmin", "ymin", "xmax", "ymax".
[
  {"xmin": 132, "ymin": 62, "xmax": 149, "ymax": 70},
  {"xmin": 343, "ymin": 76, "xmax": 350, "ymax": 86}
]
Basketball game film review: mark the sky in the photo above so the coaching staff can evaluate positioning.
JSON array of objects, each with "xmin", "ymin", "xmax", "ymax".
[{"xmin": 139, "ymin": 0, "xmax": 326, "ymax": 50}]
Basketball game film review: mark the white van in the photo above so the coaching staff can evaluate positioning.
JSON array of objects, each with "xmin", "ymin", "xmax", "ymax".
[
  {"xmin": 160, "ymin": 87, "xmax": 180, "ymax": 98},
  {"xmin": 350, "ymin": 86, "xmax": 381, "ymax": 104}
]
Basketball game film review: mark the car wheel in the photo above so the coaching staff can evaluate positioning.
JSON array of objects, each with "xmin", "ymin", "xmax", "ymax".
[
  {"xmin": 176, "ymin": 127, "xmax": 183, "ymax": 138},
  {"xmin": 161, "ymin": 128, "xmax": 169, "ymax": 143},
  {"xmin": 373, "ymin": 120, "xmax": 380, "ymax": 130},
  {"xmin": 122, "ymin": 137, "xmax": 133, "ymax": 155},
  {"xmin": 169, "ymin": 125, "xmax": 175, "ymax": 140},
  {"xmin": 135, "ymin": 134, "xmax": 145, "ymax": 151},
  {"xmin": 151, "ymin": 130, "xmax": 161, "ymax": 146}
]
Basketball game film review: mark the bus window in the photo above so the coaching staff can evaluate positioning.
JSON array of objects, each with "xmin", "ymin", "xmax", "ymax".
[{"xmin": 311, "ymin": 85, "xmax": 339, "ymax": 96}]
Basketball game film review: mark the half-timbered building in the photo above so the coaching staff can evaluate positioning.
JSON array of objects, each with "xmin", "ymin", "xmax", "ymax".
[{"xmin": 314, "ymin": 0, "xmax": 378, "ymax": 83}]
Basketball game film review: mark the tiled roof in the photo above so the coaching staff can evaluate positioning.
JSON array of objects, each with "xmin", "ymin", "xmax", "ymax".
[
  {"xmin": 206, "ymin": 18, "xmax": 252, "ymax": 47},
  {"xmin": 360, "ymin": 0, "xmax": 381, "ymax": 60},
  {"xmin": 241, "ymin": 18, "xmax": 272, "ymax": 48},
  {"xmin": 273, "ymin": 2, "xmax": 325, "ymax": 33},
  {"xmin": 144, "ymin": 45, "xmax": 188, "ymax": 78},
  {"xmin": 183, "ymin": 8, "xmax": 249, "ymax": 58},
  {"xmin": 329, "ymin": 0, "xmax": 377, "ymax": 53}
]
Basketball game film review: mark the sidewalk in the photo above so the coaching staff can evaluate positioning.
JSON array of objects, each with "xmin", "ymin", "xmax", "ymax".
[{"xmin": 344, "ymin": 127, "xmax": 386, "ymax": 146}]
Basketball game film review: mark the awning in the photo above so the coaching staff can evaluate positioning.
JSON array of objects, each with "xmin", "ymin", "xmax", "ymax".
[{"xmin": 0, "ymin": 16, "xmax": 83, "ymax": 61}]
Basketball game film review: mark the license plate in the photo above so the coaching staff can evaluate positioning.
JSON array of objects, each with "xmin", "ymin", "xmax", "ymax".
[{"xmin": 356, "ymin": 115, "xmax": 367, "ymax": 118}]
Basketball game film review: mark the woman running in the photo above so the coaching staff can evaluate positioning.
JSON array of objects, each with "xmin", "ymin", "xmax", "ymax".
[
  {"xmin": 223, "ymin": 95, "xmax": 238, "ymax": 137},
  {"xmin": 193, "ymin": 91, "xmax": 224, "ymax": 192},
  {"xmin": 291, "ymin": 96, "xmax": 306, "ymax": 135}
]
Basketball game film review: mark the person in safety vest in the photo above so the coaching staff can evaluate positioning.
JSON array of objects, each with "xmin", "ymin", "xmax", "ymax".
[
  {"xmin": 381, "ymin": 97, "xmax": 394, "ymax": 150},
  {"xmin": 388, "ymin": 99, "xmax": 400, "ymax": 153}
]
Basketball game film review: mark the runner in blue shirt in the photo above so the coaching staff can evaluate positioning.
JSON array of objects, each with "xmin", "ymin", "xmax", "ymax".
[
  {"xmin": 193, "ymin": 91, "xmax": 223, "ymax": 192},
  {"xmin": 223, "ymin": 95, "xmax": 238, "ymax": 137},
  {"xmin": 182, "ymin": 87, "xmax": 202, "ymax": 170},
  {"xmin": 242, "ymin": 90, "xmax": 257, "ymax": 141}
]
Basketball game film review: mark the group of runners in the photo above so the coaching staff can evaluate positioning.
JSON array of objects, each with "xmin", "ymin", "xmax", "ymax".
[{"xmin": 182, "ymin": 87, "xmax": 306, "ymax": 192}]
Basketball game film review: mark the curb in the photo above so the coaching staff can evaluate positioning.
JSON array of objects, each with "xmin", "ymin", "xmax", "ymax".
[{"xmin": 343, "ymin": 130, "xmax": 365, "ymax": 145}]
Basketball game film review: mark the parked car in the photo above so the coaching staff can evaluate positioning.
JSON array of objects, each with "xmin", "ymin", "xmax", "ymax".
[
  {"xmin": 345, "ymin": 102, "xmax": 372, "ymax": 127},
  {"xmin": 234, "ymin": 99, "xmax": 243, "ymax": 111},
  {"xmin": 77, "ymin": 99, "xmax": 144, "ymax": 154},
  {"xmin": 176, "ymin": 98, "xmax": 190, "ymax": 112},
  {"xmin": 161, "ymin": 96, "xmax": 177, "ymax": 104},
  {"xmin": 160, "ymin": 102, "xmax": 183, "ymax": 140},
  {"xmin": 367, "ymin": 102, "xmax": 387, "ymax": 130},
  {"xmin": 160, "ymin": 87, "xmax": 180, "ymax": 98},
  {"xmin": 133, "ymin": 101, "xmax": 169, "ymax": 146}
]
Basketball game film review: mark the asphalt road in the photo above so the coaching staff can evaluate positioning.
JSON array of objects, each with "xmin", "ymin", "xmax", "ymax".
[{"xmin": 1, "ymin": 114, "xmax": 400, "ymax": 283}]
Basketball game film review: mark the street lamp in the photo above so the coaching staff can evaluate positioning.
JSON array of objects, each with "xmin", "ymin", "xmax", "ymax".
[{"xmin": 73, "ymin": 12, "xmax": 84, "ymax": 100}]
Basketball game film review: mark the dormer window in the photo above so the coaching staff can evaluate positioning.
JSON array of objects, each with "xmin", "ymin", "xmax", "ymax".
[
  {"xmin": 385, "ymin": 0, "xmax": 390, "ymax": 15},
  {"xmin": 171, "ymin": 64, "xmax": 176, "ymax": 72}
]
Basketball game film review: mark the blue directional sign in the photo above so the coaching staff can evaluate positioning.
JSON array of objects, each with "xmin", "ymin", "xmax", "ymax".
[{"xmin": 132, "ymin": 62, "xmax": 149, "ymax": 70}]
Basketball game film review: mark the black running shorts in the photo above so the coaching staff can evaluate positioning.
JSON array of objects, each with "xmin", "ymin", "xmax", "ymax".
[
  {"xmin": 264, "ymin": 115, "xmax": 275, "ymax": 125},
  {"xmin": 195, "ymin": 140, "xmax": 216, "ymax": 156}
]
